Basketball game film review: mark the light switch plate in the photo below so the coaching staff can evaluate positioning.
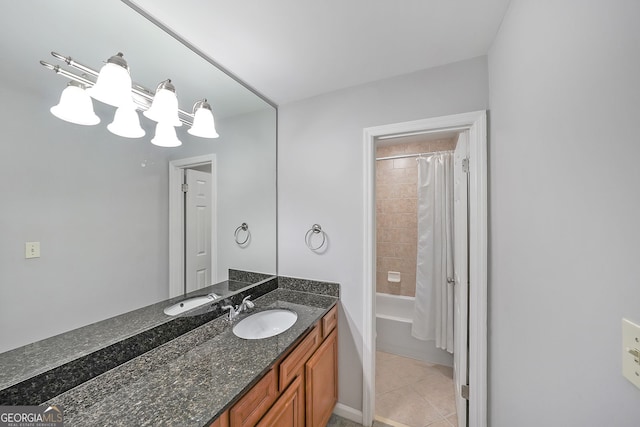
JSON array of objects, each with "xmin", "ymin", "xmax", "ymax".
[
  {"xmin": 25, "ymin": 241, "xmax": 40, "ymax": 259},
  {"xmin": 622, "ymin": 318, "xmax": 640, "ymax": 389}
]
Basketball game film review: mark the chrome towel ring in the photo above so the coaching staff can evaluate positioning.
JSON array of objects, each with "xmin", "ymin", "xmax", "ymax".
[
  {"xmin": 234, "ymin": 222, "xmax": 250, "ymax": 245},
  {"xmin": 305, "ymin": 224, "xmax": 326, "ymax": 251}
]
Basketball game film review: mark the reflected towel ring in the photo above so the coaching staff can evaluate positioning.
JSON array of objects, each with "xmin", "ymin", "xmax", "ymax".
[
  {"xmin": 305, "ymin": 224, "xmax": 326, "ymax": 251},
  {"xmin": 234, "ymin": 222, "xmax": 250, "ymax": 245}
]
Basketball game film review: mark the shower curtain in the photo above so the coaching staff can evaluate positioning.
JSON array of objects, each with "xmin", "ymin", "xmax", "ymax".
[{"xmin": 411, "ymin": 152, "xmax": 454, "ymax": 353}]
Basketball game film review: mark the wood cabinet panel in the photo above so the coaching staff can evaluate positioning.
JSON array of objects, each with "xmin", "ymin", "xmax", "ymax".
[
  {"xmin": 305, "ymin": 329, "xmax": 338, "ymax": 427},
  {"xmin": 256, "ymin": 375, "xmax": 304, "ymax": 427},
  {"xmin": 321, "ymin": 305, "xmax": 338, "ymax": 339},
  {"xmin": 279, "ymin": 324, "xmax": 320, "ymax": 390},
  {"xmin": 209, "ymin": 411, "xmax": 229, "ymax": 427},
  {"xmin": 230, "ymin": 368, "xmax": 278, "ymax": 427}
]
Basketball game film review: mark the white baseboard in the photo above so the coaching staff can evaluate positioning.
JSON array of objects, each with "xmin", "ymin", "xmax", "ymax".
[{"xmin": 333, "ymin": 402, "xmax": 363, "ymax": 424}]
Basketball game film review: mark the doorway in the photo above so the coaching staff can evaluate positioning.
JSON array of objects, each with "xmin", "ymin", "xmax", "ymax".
[
  {"xmin": 362, "ymin": 111, "xmax": 487, "ymax": 427},
  {"xmin": 373, "ymin": 130, "xmax": 465, "ymax": 427},
  {"xmin": 169, "ymin": 154, "xmax": 218, "ymax": 298}
]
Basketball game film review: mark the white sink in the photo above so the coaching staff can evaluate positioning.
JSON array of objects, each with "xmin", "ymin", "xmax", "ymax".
[
  {"xmin": 163, "ymin": 293, "xmax": 219, "ymax": 316},
  {"xmin": 233, "ymin": 309, "xmax": 298, "ymax": 339}
]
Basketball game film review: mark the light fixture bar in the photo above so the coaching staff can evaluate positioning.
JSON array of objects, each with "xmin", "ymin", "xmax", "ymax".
[{"xmin": 42, "ymin": 52, "xmax": 196, "ymax": 127}]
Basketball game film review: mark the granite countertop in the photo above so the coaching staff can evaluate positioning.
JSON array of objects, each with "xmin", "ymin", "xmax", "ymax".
[
  {"xmin": 0, "ymin": 279, "xmax": 261, "ymax": 391},
  {"xmin": 46, "ymin": 288, "xmax": 338, "ymax": 427}
]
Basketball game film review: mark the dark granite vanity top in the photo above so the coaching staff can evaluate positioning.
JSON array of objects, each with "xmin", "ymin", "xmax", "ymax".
[
  {"xmin": 45, "ymin": 287, "xmax": 338, "ymax": 427},
  {"xmin": 0, "ymin": 278, "xmax": 264, "ymax": 392}
]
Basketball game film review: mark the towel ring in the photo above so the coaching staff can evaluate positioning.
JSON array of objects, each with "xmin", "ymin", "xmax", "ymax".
[
  {"xmin": 234, "ymin": 223, "xmax": 250, "ymax": 245},
  {"xmin": 305, "ymin": 224, "xmax": 326, "ymax": 251}
]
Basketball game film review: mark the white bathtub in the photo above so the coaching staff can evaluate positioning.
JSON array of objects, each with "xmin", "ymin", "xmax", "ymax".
[{"xmin": 376, "ymin": 293, "xmax": 453, "ymax": 366}]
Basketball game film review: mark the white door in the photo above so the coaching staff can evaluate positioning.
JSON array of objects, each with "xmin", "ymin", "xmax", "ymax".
[
  {"xmin": 453, "ymin": 131, "xmax": 470, "ymax": 427},
  {"xmin": 185, "ymin": 169, "xmax": 212, "ymax": 292}
]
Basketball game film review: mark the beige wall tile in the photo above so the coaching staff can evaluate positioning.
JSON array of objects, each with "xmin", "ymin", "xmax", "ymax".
[{"xmin": 393, "ymin": 157, "xmax": 418, "ymax": 169}]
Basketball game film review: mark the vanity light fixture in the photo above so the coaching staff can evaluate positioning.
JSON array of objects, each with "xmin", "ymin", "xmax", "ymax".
[
  {"xmin": 188, "ymin": 99, "xmax": 219, "ymax": 138},
  {"xmin": 151, "ymin": 121, "xmax": 182, "ymax": 147},
  {"xmin": 107, "ymin": 106, "xmax": 145, "ymax": 138},
  {"xmin": 86, "ymin": 52, "xmax": 133, "ymax": 108},
  {"xmin": 143, "ymin": 79, "xmax": 182, "ymax": 127},
  {"xmin": 50, "ymin": 81, "xmax": 100, "ymax": 126},
  {"xmin": 40, "ymin": 51, "xmax": 220, "ymax": 146}
]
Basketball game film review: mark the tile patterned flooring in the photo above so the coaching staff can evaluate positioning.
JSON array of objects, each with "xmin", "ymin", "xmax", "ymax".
[
  {"xmin": 326, "ymin": 351, "xmax": 458, "ymax": 427},
  {"xmin": 375, "ymin": 351, "xmax": 458, "ymax": 427}
]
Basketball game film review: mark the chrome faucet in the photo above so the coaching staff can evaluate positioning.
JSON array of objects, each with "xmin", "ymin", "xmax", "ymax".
[{"xmin": 222, "ymin": 296, "xmax": 254, "ymax": 321}]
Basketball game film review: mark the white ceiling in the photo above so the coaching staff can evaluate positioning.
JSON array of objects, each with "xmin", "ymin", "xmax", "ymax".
[{"xmin": 129, "ymin": 0, "xmax": 511, "ymax": 105}]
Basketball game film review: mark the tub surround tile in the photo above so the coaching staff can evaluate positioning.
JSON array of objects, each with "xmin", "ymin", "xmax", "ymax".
[
  {"xmin": 277, "ymin": 275, "xmax": 340, "ymax": 297},
  {"xmin": 45, "ymin": 288, "xmax": 338, "ymax": 427},
  {"xmin": 0, "ymin": 278, "xmax": 278, "ymax": 405}
]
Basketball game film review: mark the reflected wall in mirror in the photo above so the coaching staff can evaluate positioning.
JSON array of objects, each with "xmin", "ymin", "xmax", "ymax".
[{"xmin": 0, "ymin": 0, "xmax": 277, "ymax": 353}]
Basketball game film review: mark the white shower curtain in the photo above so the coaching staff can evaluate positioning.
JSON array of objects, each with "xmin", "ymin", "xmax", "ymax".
[{"xmin": 411, "ymin": 152, "xmax": 454, "ymax": 353}]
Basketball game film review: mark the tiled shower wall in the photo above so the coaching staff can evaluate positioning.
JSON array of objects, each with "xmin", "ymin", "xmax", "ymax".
[{"xmin": 375, "ymin": 137, "xmax": 457, "ymax": 296}]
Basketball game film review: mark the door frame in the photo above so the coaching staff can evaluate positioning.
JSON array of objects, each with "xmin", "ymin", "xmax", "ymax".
[
  {"xmin": 362, "ymin": 110, "xmax": 487, "ymax": 427},
  {"xmin": 169, "ymin": 154, "xmax": 218, "ymax": 298}
]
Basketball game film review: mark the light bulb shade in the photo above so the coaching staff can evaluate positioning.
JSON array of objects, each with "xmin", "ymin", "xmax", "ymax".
[
  {"xmin": 143, "ymin": 80, "xmax": 182, "ymax": 127},
  {"xmin": 87, "ymin": 53, "xmax": 133, "ymax": 108},
  {"xmin": 188, "ymin": 100, "xmax": 219, "ymax": 138},
  {"xmin": 107, "ymin": 107, "xmax": 145, "ymax": 138},
  {"xmin": 151, "ymin": 122, "xmax": 182, "ymax": 147},
  {"xmin": 50, "ymin": 82, "xmax": 100, "ymax": 126}
]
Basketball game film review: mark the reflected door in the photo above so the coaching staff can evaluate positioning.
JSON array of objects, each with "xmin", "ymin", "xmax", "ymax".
[{"xmin": 185, "ymin": 169, "xmax": 212, "ymax": 292}]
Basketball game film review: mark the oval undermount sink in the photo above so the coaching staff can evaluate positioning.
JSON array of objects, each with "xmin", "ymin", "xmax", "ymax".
[
  {"xmin": 163, "ymin": 293, "xmax": 220, "ymax": 316},
  {"xmin": 233, "ymin": 309, "xmax": 298, "ymax": 339}
]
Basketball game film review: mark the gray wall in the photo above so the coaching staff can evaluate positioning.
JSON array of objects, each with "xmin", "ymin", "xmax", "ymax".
[
  {"xmin": 488, "ymin": 0, "xmax": 640, "ymax": 425},
  {"xmin": 278, "ymin": 56, "xmax": 489, "ymax": 411},
  {"xmin": 0, "ymin": 79, "xmax": 276, "ymax": 353},
  {"xmin": 167, "ymin": 108, "xmax": 277, "ymax": 281},
  {"xmin": 0, "ymin": 81, "xmax": 170, "ymax": 352}
]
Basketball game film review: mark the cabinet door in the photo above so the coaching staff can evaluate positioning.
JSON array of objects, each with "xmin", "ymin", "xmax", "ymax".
[
  {"xmin": 256, "ymin": 376, "xmax": 304, "ymax": 427},
  {"xmin": 209, "ymin": 411, "xmax": 229, "ymax": 427},
  {"xmin": 230, "ymin": 369, "xmax": 278, "ymax": 427},
  {"xmin": 305, "ymin": 329, "xmax": 338, "ymax": 427}
]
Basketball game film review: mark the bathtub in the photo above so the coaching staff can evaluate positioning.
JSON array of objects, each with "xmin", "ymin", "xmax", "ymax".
[{"xmin": 376, "ymin": 293, "xmax": 453, "ymax": 367}]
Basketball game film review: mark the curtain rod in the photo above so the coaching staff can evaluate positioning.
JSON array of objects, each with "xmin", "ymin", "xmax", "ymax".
[{"xmin": 375, "ymin": 150, "xmax": 454, "ymax": 161}]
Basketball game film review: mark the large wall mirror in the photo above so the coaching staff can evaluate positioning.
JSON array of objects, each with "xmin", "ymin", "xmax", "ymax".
[{"xmin": 0, "ymin": 0, "xmax": 277, "ymax": 357}]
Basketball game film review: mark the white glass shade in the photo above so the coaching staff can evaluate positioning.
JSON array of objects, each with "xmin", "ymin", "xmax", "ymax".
[
  {"xmin": 107, "ymin": 107, "xmax": 145, "ymax": 138},
  {"xmin": 188, "ymin": 107, "xmax": 219, "ymax": 138},
  {"xmin": 151, "ymin": 122, "xmax": 182, "ymax": 147},
  {"xmin": 50, "ymin": 84, "xmax": 100, "ymax": 126},
  {"xmin": 87, "ymin": 62, "xmax": 133, "ymax": 108},
  {"xmin": 143, "ymin": 88, "xmax": 182, "ymax": 127}
]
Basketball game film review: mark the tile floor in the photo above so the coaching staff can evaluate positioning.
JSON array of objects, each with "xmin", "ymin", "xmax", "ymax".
[{"xmin": 375, "ymin": 351, "xmax": 458, "ymax": 427}]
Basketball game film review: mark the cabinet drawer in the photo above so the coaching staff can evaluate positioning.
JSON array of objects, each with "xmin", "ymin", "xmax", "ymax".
[
  {"xmin": 230, "ymin": 368, "xmax": 278, "ymax": 427},
  {"xmin": 321, "ymin": 305, "xmax": 338, "ymax": 339},
  {"xmin": 279, "ymin": 324, "xmax": 320, "ymax": 390}
]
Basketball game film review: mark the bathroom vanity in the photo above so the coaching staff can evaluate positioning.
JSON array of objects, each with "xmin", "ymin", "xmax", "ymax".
[
  {"xmin": 0, "ymin": 278, "xmax": 339, "ymax": 426},
  {"xmin": 219, "ymin": 304, "xmax": 337, "ymax": 427}
]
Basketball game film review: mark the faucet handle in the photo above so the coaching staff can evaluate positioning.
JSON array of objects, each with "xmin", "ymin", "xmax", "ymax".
[
  {"xmin": 242, "ymin": 295, "xmax": 255, "ymax": 309},
  {"xmin": 221, "ymin": 304, "xmax": 239, "ymax": 320}
]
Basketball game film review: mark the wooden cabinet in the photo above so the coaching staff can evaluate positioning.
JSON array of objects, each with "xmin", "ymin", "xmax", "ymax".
[
  {"xmin": 256, "ymin": 376, "xmax": 304, "ymax": 427},
  {"xmin": 209, "ymin": 411, "xmax": 229, "ymax": 427},
  {"xmin": 305, "ymin": 330, "xmax": 338, "ymax": 427},
  {"xmin": 230, "ymin": 369, "xmax": 278, "ymax": 427},
  {"xmin": 279, "ymin": 324, "xmax": 320, "ymax": 390},
  {"xmin": 221, "ymin": 305, "xmax": 337, "ymax": 427}
]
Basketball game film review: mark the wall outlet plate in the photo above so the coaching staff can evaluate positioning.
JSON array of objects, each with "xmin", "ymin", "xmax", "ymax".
[{"xmin": 622, "ymin": 318, "xmax": 640, "ymax": 389}]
